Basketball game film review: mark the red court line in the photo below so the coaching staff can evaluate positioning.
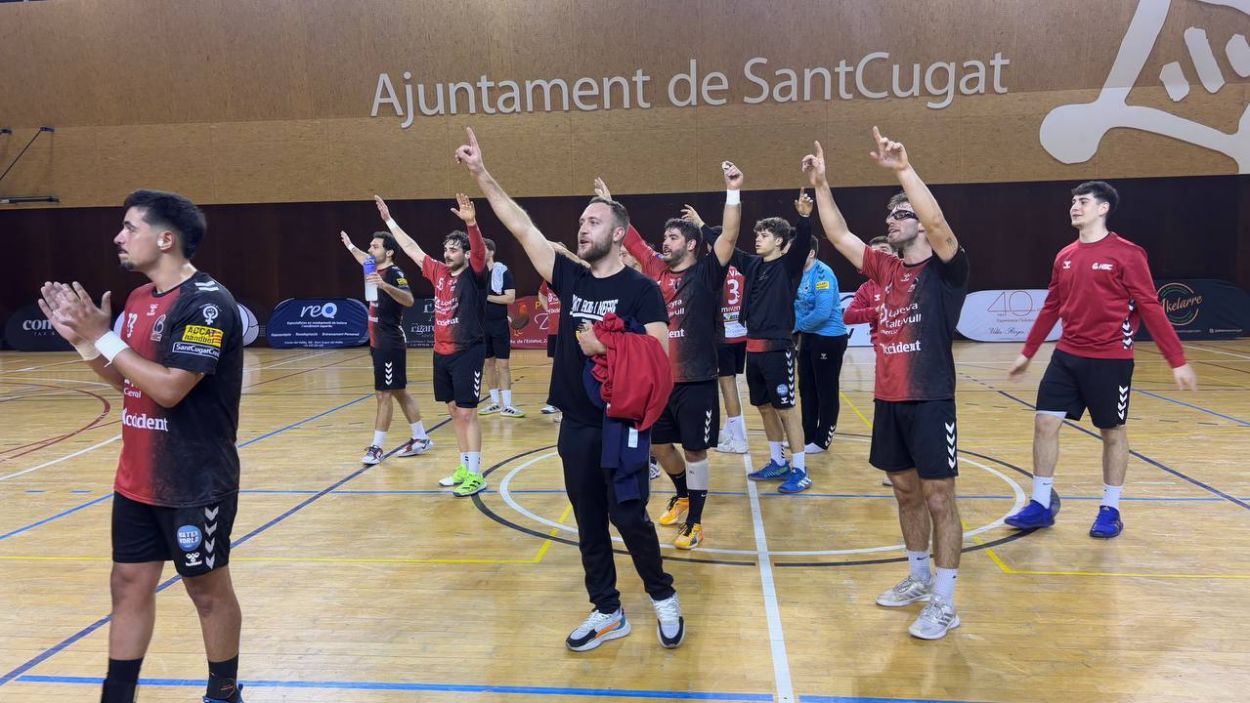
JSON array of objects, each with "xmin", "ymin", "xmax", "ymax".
[{"xmin": 0, "ymin": 381, "xmax": 112, "ymax": 462}]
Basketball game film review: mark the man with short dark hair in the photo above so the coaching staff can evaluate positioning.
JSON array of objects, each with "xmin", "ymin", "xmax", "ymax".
[
  {"xmin": 479, "ymin": 237, "xmax": 524, "ymax": 417},
  {"xmin": 376, "ymin": 193, "xmax": 490, "ymax": 497},
  {"xmin": 39, "ymin": 189, "xmax": 248, "ymax": 702},
  {"xmin": 339, "ymin": 230, "xmax": 431, "ymax": 464},
  {"xmin": 1007, "ymin": 180, "xmax": 1197, "ymax": 538}
]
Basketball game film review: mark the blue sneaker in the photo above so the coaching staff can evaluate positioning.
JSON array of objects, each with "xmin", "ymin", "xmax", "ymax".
[
  {"xmin": 778, "ymin": 470, "xmax": 812, "ymax": 494},
  {"xmin": 747, "ymin": 460, "xmax": 790, "ymax": 481},
  {"xmin": 204, "ymin": 683, "xmax": 244, "ymax": 703},
  {"xmin": 1004, "ymin": 490, "xmax": 1061, "ymax": 529},
  {"xmin": 1089, "ymin": 506, "xmax": 1123, "ymax": 538}
]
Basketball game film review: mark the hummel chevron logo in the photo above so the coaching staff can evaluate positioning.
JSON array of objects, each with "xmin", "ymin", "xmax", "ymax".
[
  {"xmin": 204, "ymin": 506, "xmax": 219, "ymax": 520},
  {"xmin": 206, "ymin": 555, "xmax": 216, "ymax": 569},
  {"xmin": 204, "ymin": 538, "xmax": 216, "ymax": 554},
  {"xmin": 205, "ymin": 523, "xmax": 218, "ymax": 536}
]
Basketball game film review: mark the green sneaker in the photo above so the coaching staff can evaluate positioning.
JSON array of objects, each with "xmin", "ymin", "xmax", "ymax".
[
  {"xmin": 438, "ymin": 465, "xmax": 470, "ymax": 487},
  {"xmin": 453, "ymin": 473, "xmax": 487, "ymax": 497}
]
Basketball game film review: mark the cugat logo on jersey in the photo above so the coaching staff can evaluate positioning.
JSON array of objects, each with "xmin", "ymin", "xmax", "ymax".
[
  {"xmin": 181, "ymin": 325, "xmax": 223, "ymax": 347},
  {"xmin": 1158, "ymin": 282, "xmax": 1204, "ymax": 326},
  {"xmin": 201, "ymin": 304, "xmax": 220, "ymax": 325}
]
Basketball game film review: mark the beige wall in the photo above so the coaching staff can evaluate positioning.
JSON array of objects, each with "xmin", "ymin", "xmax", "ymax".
[{"xmin": 1, "ymin": 0, "xmax": 1247, "ymax": 206}]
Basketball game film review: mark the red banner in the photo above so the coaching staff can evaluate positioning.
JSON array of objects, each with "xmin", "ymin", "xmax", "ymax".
[{"xmin": 508, "ymin": 295, "xmax": 554, "ymax": 349}]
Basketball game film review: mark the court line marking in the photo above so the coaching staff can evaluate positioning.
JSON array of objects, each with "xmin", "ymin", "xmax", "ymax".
[
  {"xmin": 740, "ymin": 448, "xmax": 795, "ymax": 703},
  {"xmin": 1134, "ymin": 388, "xmax": 1250, "ymax": 427},
  {"xmin": 0, "ymin": 400, "xmax": 466, "ymax": 688},
  {"xmin": 1187, "ymin": 343, "xmax": 1250, "ymax": 360},
  {"xmin": 13, "ymin": 675, "xmax": 777, "ymax": 701},
  {"xmin": 0, "ymin": 435, "xmax": 121, "ymax": 482}
]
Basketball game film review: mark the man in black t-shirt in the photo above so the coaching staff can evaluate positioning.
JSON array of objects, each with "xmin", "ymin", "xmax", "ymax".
[
  {"xmin": 339, "ymin": 231, "xmax": 432, "ymax": 465},
  {"xmin": 737, "ymin": 193, "xmax": 815, "ymax": 494},
  {"xmin": 804, "ymin": 128, "xmax": 969, "ymax": 641},
  {"xmin": 596, "ymin": 165, "xmax": 742, "ymax": 552},
  {"xmin": 454, "ymin": 127, "xmax": 685, "ymax": 653},
  {"xmin": 39, "ymin": 190, "xmax": 246, "ymax": 703},
  {"xmin": 478, "ymin": 238, "xmax": 525, "ymax": 417}
]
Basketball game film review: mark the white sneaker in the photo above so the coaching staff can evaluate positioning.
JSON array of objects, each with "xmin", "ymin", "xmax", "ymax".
[
  {"xmin": 361, "ymin": 445, "xmax": 383, "ymax": 465},
  {"xmin": 500, "ymin": 406, "xmax": 526, "ymax": 418},
  {"xmin": 715, "ymin": 436, "xmax": 748, "ymax": 454},
  {"xmin": 717, "ymin": 428, "xmax": 731, "ymax": 446},
  {"xmin": 396, "ymin": 438, "xmax": 433, "ymax": 457},
  {"xmin": 541, "ymin": 404, "xmax": 559, "ymax": 414},
  {"xmin": 651, "ymin": 594, "xmax": 685, "ymax": 648},
  {"xmin": 648, "ymin": 457, "xmax": 662, "ymax": 480},
  {"xmin": 875, "ymin": 574, "xmax": 932, "ymax": 607},
  {"xmin": 478, "ymin": 403, "xmax": 502, "ymax": 416},
  {"xmin": 882, "ymin": 476, "xmax": 894, "ymax": 487},
  {"xmin": 565, "ymin": 608, "xmax": 630, "ymax": 651},
  {"xmin": 804, "ymin": 442, "xmax": 826, "ymax": 454},
  {"xmin": 908, "ymin": 595, "xmax": 960, "ymax": 639}
]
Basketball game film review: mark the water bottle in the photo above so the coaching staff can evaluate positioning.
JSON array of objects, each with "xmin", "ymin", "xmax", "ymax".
[{"xmin": 363, "ymin": 255, "xmax": 378, "ymax": 302}]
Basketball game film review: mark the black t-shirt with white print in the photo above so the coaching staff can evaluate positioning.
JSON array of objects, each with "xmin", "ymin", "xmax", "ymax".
[{"xmin": 549, "ymin": 255, "xmax": 668, "ymax": 427}]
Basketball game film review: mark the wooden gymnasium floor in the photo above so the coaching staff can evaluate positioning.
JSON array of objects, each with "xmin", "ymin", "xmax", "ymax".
[{"xmin": 1, "ymin": 342, "xmax": 1248, "ymax": 703}]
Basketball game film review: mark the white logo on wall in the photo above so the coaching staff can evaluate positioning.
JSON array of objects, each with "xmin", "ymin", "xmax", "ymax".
[
  {"xmin": 300, "ymin": 303, "xmax": 338, "ymax": 319},
  {"xmin": 1041, "ymin": 0, "xmax": 1250, "ymax": 172}
]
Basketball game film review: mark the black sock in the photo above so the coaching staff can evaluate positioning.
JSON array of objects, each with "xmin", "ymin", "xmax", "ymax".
[
  {"xmin": 100, "ymin": 658, "xmax": 143, "ymax": 703},
  {"xmin": 206, "ymin": 656, "xmax": 241, "ymax": 702},
  {"xmin": 668, "ymin": 471, "xmax": 688, "ymax": 498},
  {"xmin": 687, "ymin": 490, "xmax": 708, "ymax": 524}
]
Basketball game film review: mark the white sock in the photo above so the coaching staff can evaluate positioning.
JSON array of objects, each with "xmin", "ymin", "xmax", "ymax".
[
  {"xmin": 933, "ymin": 567, "xmax": 958, "ymax": 602},
  {"xmin": 411, "ymin": 421, "xmax": 428, "ymax": 440},
  {"xmin": 791, "ymin": 451, "xmax": 806, "ymax": 472},
  {"xmin": 489, "ymin": 389, "xmax": 500, "ymax": 405},
  {"xmin": 373, "ymin": 430, "xmax": 386, "ymax": 448},
  {"xmin": 769, "ymin": 441, "xmax": 785, "ymax": 465},
  {"xmin": 460, "ymin": 452, "xmax": 469, "ymax": 468},
  {"xmin": 1102, "ymin": 484, "xmax": 1122, "ymax": 509},
  {"xmin": 468, "ymin": 452, "xmax": 482, "ymax": 474},
  {"xmin": 502, "ymin": 390, "xmax": 513, "ymax": 407},
  {"xmin": 1032, "ymin": 476, "xmax": 1055, "ymax": 508},
  {"xmin": 906, "ymin": 550, "xmax": 931, "ymax": 582},
  {"xmin": 729, "ymin": 415, "xmax": 747, "ymax": 441}
]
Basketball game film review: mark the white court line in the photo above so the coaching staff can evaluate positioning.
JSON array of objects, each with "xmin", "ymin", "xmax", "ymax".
[
  {"xmin": 1188, "ymin": 344, "xmax": 1250, "ymax": 361},
  {"xmin": 2, "ymin": 376, "xmax": 116, "ymax": 388},
  {"xmin": 254, "ymin": 350, "xmax": 337, "ymax": 370},
  {"xmin": 0, "ymin": 358, "xmax": 82, "ymax": 375},
  {"xmin": 0, "ymin": 434, "xmax": 121, "ymax": 482},
  {"xmin": 740, "ymin": 452, "xmax": 795, "ymax": 703},
  {"xmin": 497, "ymin": 440, "xmax": 1027, "ymax": 556}
]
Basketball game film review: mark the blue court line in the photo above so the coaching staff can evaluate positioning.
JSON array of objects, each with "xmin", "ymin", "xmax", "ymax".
[
  {"xmin": 23, "ymin": 489, "xmax": 46, "ymax": 493},
  {"xmin": 10, "ymin": 675, "xmax": 767, "ymax": 701},
  {"xmin": 1135, "ymin": 389, "xmax": 1250, "ymax": 427},
  {"xmin": 0, "ymin": 393, "xmax": 401, "ymax": 688},
  {"xmin": 12, "ymin": 675, "xmax": 989, "ymax": 702},
  {"xmin": 0, "ymin": 394, "xmax": 372, "ymax": 543},
  {"xmin": 995, "ymin": 390, "xmax": 1250, "ymax": 512},
  {"xmin": 0, "ymin": 494, "xmax": 113, "ymax": 541}
]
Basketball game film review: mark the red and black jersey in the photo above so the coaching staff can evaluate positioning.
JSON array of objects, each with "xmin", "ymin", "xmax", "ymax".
[
  {"xmin": 1021, "ymin": 233, "xmax": 1186, "ymax": 367},
  {"xmin": 732, "ymin": 215, "xmax": 812, "ymax": 352},
  {"xmin": 539, "ymin": 280, "xmax": 560, "ymax": 335},
  {"xmin": 720, "ymin": 264, "xmax": 746, "ymax": 342},
  {"xmin": 421, "ymin": 224, "xmax": 488, "ymax": 356},
  {"xmin": 862, "ymin": 247, "xmax": 969, "ymax": 402},
  {"xmin": 625, "ymin": 225, "xmax": 729, "ymax": 383},
  {"xmin": 115, "ymin": 272, "xmax": 243, "ymax": 508},
  {"xmin": 369, "ymin": 264, "xmax": 410, "ymax": 350},
  {"xmin": 845, "ymin": 279, "xmax": 883, "ymax": 344}
]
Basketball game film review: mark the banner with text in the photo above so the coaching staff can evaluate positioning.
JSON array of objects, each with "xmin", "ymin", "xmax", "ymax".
[
  {"xmin": 957, "ymin": 289, "xmax": 1063, "ymax": 343},
  {"xmin": 267, "ymin": 299, "xmax": 369, "ymax": 349}
]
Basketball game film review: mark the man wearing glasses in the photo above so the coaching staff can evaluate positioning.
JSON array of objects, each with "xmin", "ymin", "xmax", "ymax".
[{"xmin": 802, "ymin": 128, "xmax": 970, "ymax": 640}]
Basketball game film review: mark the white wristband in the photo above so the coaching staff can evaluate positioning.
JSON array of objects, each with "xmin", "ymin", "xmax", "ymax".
[
  {"xmin": 94, "ymin": 331, "xmax": 129, "ymax": 364},
  {"xmin": 74, "ymin": 341, "xmax": 101, "ymax": 361},
  {"xmin": 725, "ymin": 190, "xmax": 741, "ymax": 206},
  {"xmin": 385, "ymin": 218, "xmax": 398, "ymax": 230}
]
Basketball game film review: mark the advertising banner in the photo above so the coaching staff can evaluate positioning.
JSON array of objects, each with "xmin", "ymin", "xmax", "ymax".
[{"xmin": 266, "ymin": 299, "xmax": 369, "ymax": 348}]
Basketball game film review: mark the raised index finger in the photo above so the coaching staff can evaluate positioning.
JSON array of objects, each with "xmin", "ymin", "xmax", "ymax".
[{"xmin": 466, "ymin": 127, "xmax": 479, "ymax": 149}]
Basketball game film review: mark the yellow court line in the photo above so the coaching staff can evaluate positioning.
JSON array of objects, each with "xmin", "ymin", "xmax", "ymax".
[
  {"xmin": 532, "ymin": 503, "xmax": 574, "ymax": 564},
  {"xmin": 838, "ymin": 391, "xmax": 874, "ymax": 431}
]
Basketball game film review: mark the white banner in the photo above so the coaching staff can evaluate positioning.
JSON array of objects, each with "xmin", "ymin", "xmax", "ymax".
[
  {"xmin": 957, "ymin": 289, "xmax": 1062, "ymax": 343},
  {"xmin": 838, "ymin": 293, "xmax": 873, "ymax": 348}
]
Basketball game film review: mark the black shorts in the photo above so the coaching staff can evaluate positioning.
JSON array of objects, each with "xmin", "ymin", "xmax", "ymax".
[
  {"xmin": 546, "ymin": 334, "xmax": 557, "ymax": 358},
  {"xmin": 717, "ymin": 342, "xmax": 746, "ymax": 377},
  {"xmin": 652, "ymin": 380, "xmax": 720, "ymax": 452},
  {"xmin": 433, "ymin": 343, "xmax": 486, "ymax": 407},
  {"xmin": 112, "ymin": 491, "xmax": 238, "ymax": 578},
  {"xmin": 1036, "ymin": 349, "xmax": 1134, "ymax": 429},
  {"xmin": 371, "ymin": 344, "xmax": 407, "ymax": 391},
  {"xmin": 869, "ymin": 399, "xmax": 959, "ymax": 480},
  {"xmin": 484, "ymin": 320, "xmax": 511, "ymax": 360},
  {"xmin": 746, "ymin": 348, "xmax": 796, "ymax": 409}
]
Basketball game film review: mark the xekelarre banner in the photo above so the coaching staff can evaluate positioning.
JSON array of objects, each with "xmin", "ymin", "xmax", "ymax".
[{"xmin": 1137, "ymin": 280, "xmax": 1250, "ymax": 341}]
